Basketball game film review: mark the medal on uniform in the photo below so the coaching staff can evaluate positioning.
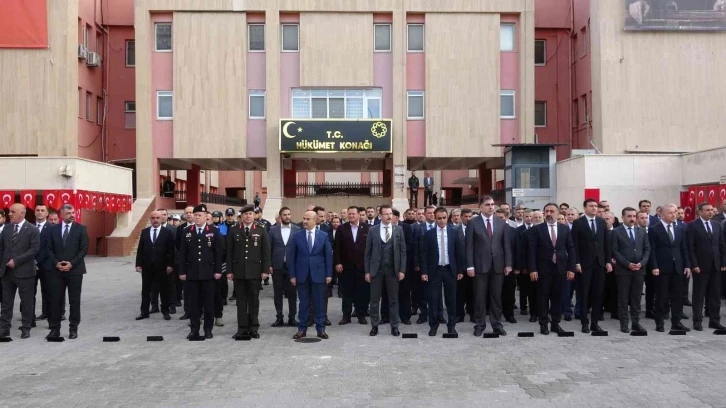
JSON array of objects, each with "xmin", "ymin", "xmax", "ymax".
[{"xmin": 208, "ymin": 237, "xmax": 212, "ymax": 247}]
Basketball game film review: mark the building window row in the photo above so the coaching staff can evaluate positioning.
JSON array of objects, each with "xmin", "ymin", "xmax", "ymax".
[
  {"xmin": 500, "ymin": 90, "xmax": 515, "ymax": 119},
  {"xmin": 126, "ymin": 40, "xmax": 135, "ymax": 66},
  {"xmin": 152, "ymin": 22, "xmax": 516, "ymax": 54},
  {"xmin": 77, "ymin": 88, "xmax": 103, "ymax": 126},
  {"xmin": 125, "ymin": 102, "xmax": 136, "ymax": 129},
  {"xmin": 292, "ymin": 89, "xmax": 381, "ymax": 119},
  {"xmin": 157, "ymin": 91, "xmax": 173, "ymax": 120},
  {"xmin": 153, "ymin": 91, "xmax": 266, "ymax": 120}
]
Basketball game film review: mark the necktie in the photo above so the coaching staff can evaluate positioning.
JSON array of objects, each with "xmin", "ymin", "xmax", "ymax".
[
  {"xmin": 307, "ymin": 230, "xmax": 313, "ymax": 252},
  {"xmin": 706, "ymin": 222, "xmax": 713, "ymax": 238},
  {"xmin": 628, "ymin": 227, "xmax": 635, "ymax": 245},
  {"xmin": 428, "ymin": 223, "xmax": 433, "ymax": 231},
  {"xmin": 590, "ymin": 219, "xmax": 596, "ymax": 234},
  {"xmin": 384, "ymin": 226, "xmax": 390, "ymax": 242},
  {"xmin": 549, "ymin": 224, "xmax": 557, "ymax": 263},
  {"xmin": 37, "ymin": 223, "xmax": 41, "ymax": 228},
  {"xmin": 486, "ymin": 218, "xmax": 492, "ymax": 237},
  {"xmin": 197, "ymin": 228, "xmax": 202, "ymax": 235},
  {"xmin": 12, "ymin": 224, "xmax": 19, "ymax": 245},
  {"xmin": 152, "ymin": 228, "xmax": 157, "ymax": 244},
  {"xmin": 63, "ymin": 224, "xmax": 69, "ymax": 244},
  {"xmin": 667, "ymin": 224, "xmax": 674, "ymax": 243},
  {"xmin": 439, "ymin": 227, "xmax": 446, "ymax": 266},
  {"xmin": 245, "ymin": 227, "xmax": 250, "ymax": 237}
]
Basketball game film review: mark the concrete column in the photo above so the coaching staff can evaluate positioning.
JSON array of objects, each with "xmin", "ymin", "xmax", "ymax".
[
  {"xmin": 244, "ymin": 171, "xmax": 254, "ymax": 204},
  {"xmin": 263, "ymin": 10, "xmax": 283, "ymax": 221},
  {"xmin": 478, "ymin": 163, "xmax": 492, "ymax": 204},
  {"xmin": 187, "ymin": 164, "xmax": 201, "ymax": 206},
  {"xmin": 391, "ymin": 6, "xmax": 409, "ymax": 212}
]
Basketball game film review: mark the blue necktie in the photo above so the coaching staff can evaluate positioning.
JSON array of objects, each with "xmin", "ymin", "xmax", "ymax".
[
  {"xmin": 307, "ymin": 231, "xmax": 313, "ymax": 252},
  {"xmin": 628, "ymin": 227, "xmax": 635, "ymax": 245}
]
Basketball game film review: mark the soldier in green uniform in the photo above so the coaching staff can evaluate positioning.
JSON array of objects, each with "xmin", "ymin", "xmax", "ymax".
[
  {"xmin": 226, "ymin": 204, "xmax": 271, "ymax": 339},
  {"xmin": 178, "ymin": 204, "xmax": 224, "ymax": 340}
]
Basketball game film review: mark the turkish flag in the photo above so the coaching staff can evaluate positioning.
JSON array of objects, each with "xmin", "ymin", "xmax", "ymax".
[
  {"xmin": 720, "ymin": 186, "xmax": 726, "ymax": 204},
  {"xmin": 0, "ymin": 191, "xmax": 15, "ymax": 209},
  {"xmin": 680, "ymin": 191, "xmax": 694, "ymax": 222},
  {"xmin": 688, "ymin": 187, "xmax": 696, "ymax": 206},
  {"xmin": 707, "ymin": 185, "xmax": 717, "ymax": 207},
  {"xmin": 58, "ymin": 190, "xmax": 73, "ymax": 207},
  {"xmin": 89, "ymin": 192, "xmax": 99, "ymax": 211},
  {"xmin": 584, "ymin": 188, "xmax": 600, "ymax": 203},
  {"xmin": 75, "ymin": 190, "xmax": 85, "ymax": 209},
  {"xmin": 97, "ymin": 193, "xmax": 105, "ymax": 211},
  {"xmin": 43, "ymin": 190, "xmax": 59, "ymax": 210},
  {"xmin": 697, "ymin": 186, "xmax": 707, "ymax": 205},
  {"xmin": 74, "ymin": 207, "xmax": 82, "ymax": 224},
  {"xmin": 119, "ymin": 195, "xmax": 127, "ymax": 212},
  {"xmin": 19, "ymin": 190, "xmax": 35, "ymax": 209},
  {"xmin": 83, "ymin": 191, "xmax": 93, "ymax": 210},
  {"xmin": 127, "ymin": 196, "xmax": 133, "ymax": 212},
  {"xmin": 107, "ymin": 194, "xmax": 116, "ymax": 213}
]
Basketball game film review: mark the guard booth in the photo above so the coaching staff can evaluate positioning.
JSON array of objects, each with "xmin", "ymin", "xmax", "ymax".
[{"xmin": 500, "ymin": 144, "xmax": 561, "ymax": 210}]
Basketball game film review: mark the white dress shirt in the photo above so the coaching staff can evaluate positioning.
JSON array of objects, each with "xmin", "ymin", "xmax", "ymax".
[
  {"xmin": 281, "ymin": 224, "xmax": 291, "ymax": 245},
  {"xmin": 437, "ymin": 226, "xmax": 449, "ymax": 265},
  {"xmin": 350, "ymin": 223, "xmax": 359, "ymax": 243},
  {"xmin": 36, "ymin": 220, "xmax": 46, "ymax": 230},
  {"xmin": 701, "ymin": 217, "xmax": 712, "ymax": 233},
  {"xmin": 150, "ymin": 226, "xmax": 160, "ymax": 242},
  {"xmin": 379, "ymin": 223, "xmax": 392, "ymax": 242}
]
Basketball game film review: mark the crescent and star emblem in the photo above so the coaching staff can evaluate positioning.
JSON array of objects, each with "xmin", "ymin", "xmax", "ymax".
[
  {"xmin": 47, "ymin": 194, "xmax": 55, "ymax": 202},
  {"xmin": 24, "ymin": 194, "xmax": 32, "ymax": 203},
  {"xmin": 61, "ymin": 193, "xmax": 70, "ymax": 202},
  {"xmin": 282, "ymin": 121, "xmax": 302, "ymax": 139}
]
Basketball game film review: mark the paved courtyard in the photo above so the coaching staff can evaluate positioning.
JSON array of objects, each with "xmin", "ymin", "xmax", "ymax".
[{"xmin": 0, "ymin": 257, "xmax": 725, "ymax": 407}]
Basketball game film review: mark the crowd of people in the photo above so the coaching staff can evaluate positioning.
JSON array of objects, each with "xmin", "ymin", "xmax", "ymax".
[
  {"xmin": 133, "ymin": 196, "xmax": 726, "ymax": 340},
  {"xmin": 1, "ymin": 196, "xmax": 724, "ymax": 342}
]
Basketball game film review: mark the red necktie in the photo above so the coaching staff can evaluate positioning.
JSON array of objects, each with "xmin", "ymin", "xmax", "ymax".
[{"xmin": 486, "ymin": 218, "xmax": 492, "ymax": 237}]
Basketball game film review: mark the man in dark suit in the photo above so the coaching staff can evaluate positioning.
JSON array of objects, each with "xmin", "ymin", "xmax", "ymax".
[
  {"xmin": 391, "ymin": 209, "xmax": 415, "ymax": 325},
  {"xmin": 466, "ymin": 196, "xmax": 513, "ymax": 337},
  {"xmin": 0, "ymin": 204, "xmax": 40, "ymax": 339},
  {"xmin": 135, "ymin": 211, "xmax": 175, "ymax": 321},
  {"xmin": 513, "ymin": 210, "xmax": 537, "ymax": 321},
  {"xmin": 639, "ymin": 200, "xmax": 659, "ymax": 227},
  {"xmin": 33, "ymin": 204, "xmax": 53, "ymax": 322},
  {"xmin": 571, "ymin": 198, "xmax": 612, "ymax": 334},
  {"xmin": 455, "ymin": 209, "xmax": 474, "ymax": 323},
  {"xmin": 423, "ymin": 172, "xmax": 434, "ymax": 206},
  {"xmin": 226, "ymin": 205, "xmax": 271, "ymax": 339},
  {"xmin": 47, "ymin": 204, "xmax": 89, "ymax": 340},
  {"xmin": 686, "ymin": 202, "xmax": 726, "ymax": 331},
  {"xmin": 649, "ymin": 203, "xmax": 691, "ymax": 333},
  {"xmin": 364, "ymin": 205, "xmax": 406, "ymax": 337},
  {"xmin": 269, "ymin": 207, "xmax": 300, "ymax": 327},
  {"xmin": 611, "ymin": 207, "xmax": 651, "ymax": 333},
  {"xmin": 178, "ymin": 205, "xmax": 224, "ymax": 340},
  {"xmin": 334, "ymin": 206, "xmax": 370, "ymax": 325},
  {"xmin": 176, "ymin": 205, "xmax": 194, "ymax": 319},
  {"xmin": 421, "ymin": 207, "xmax": 463, "ymax": 336},
  {"xmin": 154, "ymin": 208, "xmax": 178, "ymax": 313},
  {"xmin": 528, "ymin": 203, "xmax": 576, "ymax": 335},
  {"xmin": 311, "ymin": 206, "xmax": 332, "ymax": 326},
  {"xmin": 288, "ymin": 210, "xmax": 333, "ymax": 339}
]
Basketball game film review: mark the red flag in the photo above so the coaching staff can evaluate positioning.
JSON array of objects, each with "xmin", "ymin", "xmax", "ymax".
[
  {"xmin": 90, "ymin": 192, "xmax": 99, "ymax": 211},
  {"xmin": 0, "ymin": 191, "xmax": 15, "ymax": 209},
  {"xmin": 584, "ymin": 188, "xmax": 600, "ymax": 203},
  {"xmin": 127, "ymin": 196, "xmax": 133, "ymax": 212},
  {"xmin": 97, "ymin": 193, "xmax": 105, "ymax": 211},
  {"xmin": 74, "ymin": 207, "xmax": 82, "ymax": 224},
  {"xmin": 107, "ymin": 194, "xmax": 116, "ymax": 213},
  {"xmin": 83, "ymin": 191, "xmax": 93, "ymax": 210},
  {"xmin": 58, "ymin": 190, "xmax": 73, "ymax": 207},
  {"xmin": 680, "ymin": 191, "xmax": 694, "ymax": 222},
  {"xmin": 43, "ymin": 190, "xmax": 59, "ymax": 210},
  {"xmin": 720, "ymin": 186, "xmax": 726, "ymax": 204},
  {"xmin": 119, "ymin": 195, "xmax": 128, "ymax": 212},
  {"xmin": 19, "ymin": 190, "xmax": 36, "ymax": 209},
  {"xmin": 75, "ymin": 190, "xmax": 85, "ymax": 209},
  {"xmin": 707, "ymin": 185, "xmax": 717, "ymax": 207}
]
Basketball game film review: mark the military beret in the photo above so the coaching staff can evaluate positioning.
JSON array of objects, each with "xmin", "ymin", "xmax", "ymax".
[
  {"xmin": 240, "ymin": 204, "xmax": 255, "ymax": 214},
  {"xmin": 193, "ymin": 204, "xmax": 207, "ymax": 213},
  {"xmin": 225, "ymin": 207, "xmax": 236, "ymax": 216},
  {"xmin": 211, "ymin": 211, "xmax": 223, "ymax": 217}
]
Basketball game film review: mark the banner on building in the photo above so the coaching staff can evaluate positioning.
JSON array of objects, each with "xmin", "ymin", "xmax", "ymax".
[
  {"xmin": 0, "ymin": 0, "xmax": 49, "ymax": 48},
  {"xmin": 279, "ymin": 119, "xmax": 393, "ymax": 153},
  {"xmin": 625, "ymin": 0, "xmax": 726, "ymax": 31}
]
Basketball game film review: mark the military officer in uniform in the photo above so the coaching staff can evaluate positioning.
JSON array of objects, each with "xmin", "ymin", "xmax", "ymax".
[
  {"xmin": 178, "ymin": 205, "xmax": 224, "ymax": 340},
  {"xmin": 227, "ymin": 205, "xmax": 271, "ymax": 339}
]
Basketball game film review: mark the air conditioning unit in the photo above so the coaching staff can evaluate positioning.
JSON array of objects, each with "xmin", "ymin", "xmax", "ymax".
[
  {"xmin": 77, "ymin": 44, "xmax": 88, "ymax": 60},
  {"xmin": 86, "ymin": 52, "xmax": 101, "ymax": 67}
]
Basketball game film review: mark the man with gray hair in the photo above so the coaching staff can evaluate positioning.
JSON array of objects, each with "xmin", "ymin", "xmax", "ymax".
[{"xmin": 0, "ymin": 204, "xmax": 40, "ymax": 339}]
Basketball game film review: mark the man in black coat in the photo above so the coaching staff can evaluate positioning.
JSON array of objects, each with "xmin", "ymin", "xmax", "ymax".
[
  {"xmin": 686, "ymin": 202, "xmax": 726, "ymax": 331},
  {"xmin": 33, "ymin": 204, "xmax": 54, "ymax": 322},
  {"xmin": 334, "ymin": 206, "xmax": 369, "ymax": 324},
  {"xmin": 226, "ymin": 205, "xmax": 271, "ymax": 339},
  {"xmin": 47, "ymin": 204, "xmax": 89, "ymax": 340},
  {"xmin": 571, "ymin": 198, "xmax": 612, "ymax": 334},
  {"xmin": 135, "ymin": 211, "xmax": 175, "ymax": 321},
  {"xmin": 0, "ymin": 204, "xmax": 40, "ymax": 339},
  {"xmin": 178, "ymin": 205, "xmax": 224, "ymax": 339}
]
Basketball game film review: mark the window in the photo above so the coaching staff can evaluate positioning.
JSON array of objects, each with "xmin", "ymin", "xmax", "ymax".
[
  {"xmin": 125, "ymin": 40, "xmax": 135, "ymax": 66},
  {"xmin": 374, "ymin": 24, "xmax": 391, "ymax": 52},
  {"xmin": 124, "ymin": 101, "xmax": 136, "ymax": 129},
  {"xmin": 157, "ymin": 91, "xmax": 173, "ymax": 120},
  {"xmin": 281, "ymin": 24, "xmax": 299, "ymax": 52},
  {"xmin": 96, "ymin": 32, "xmax": 102, "ymax": 55},
  {"xmin": 248, "ymin": 24, "xmax": 264, "ymax": 51},
  {"xmin": 78, "ymin": 87, "xmax": 82, "ymax": 118},
  {"xmin": 407, "ymin": 24, "xmax": 424, "ymax": 52},
  {"xmin": 85, "ymin": 92, "xmax": 92, "ymax": 121},
  {"xmin": 500, "ymin": 24, "xmax": 514, "ymax": 51},
  {"xmin": 407, "ymin": 91, "xmax": 424, "ymax": 119},
  {"xmin": 500, "ymin": 90, "xmax": 515, "ymax": 119},
  {"xmin": 249, "ymin": 90, "xmax": 265, "ymax": 119},
  {"xmin": 291, "ymin": 89, "xmax": 382, "ymax": 119},
  {"xmin": 572, "ymin": 99, "xmax": 579, "ymax": 127},
  {"xmin": 580, "ymin": 27, "xmax": 587, "ymax": 57},
  {"xmin": 155, "ymin": 23, "xmax": 172, "ymax": 52},
  {"xmin": 534, "ymin": 39, "xmax": 546, "ymax": 65},
  {"xmin": 84, "ymin": 24, "xmax": 90, "ymax": 48},
  {"xmin": 534, "ymin": 101, "xmax": 546, "ymax": 127},
  {"xmin": 582, "ymin": 95, "xmax": 588, "ymax": 124},
  {"xmin": 97, "ymin": 97, "xmax": 103, "ymax": 125}
]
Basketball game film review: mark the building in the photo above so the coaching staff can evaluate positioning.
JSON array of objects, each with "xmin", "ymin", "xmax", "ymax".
[{"xmin": 1, "ymin": 0, "xmax": 724, "ymax": 255}]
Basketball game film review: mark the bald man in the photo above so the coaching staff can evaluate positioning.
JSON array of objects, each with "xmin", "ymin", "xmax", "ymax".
[
  {"xmin": 0, "ymin": 204, "xmax": 40, "ymax": 339},
  {"xmin": 135, "ymin": 211, "xmax": 175, "ymax": 321}
]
